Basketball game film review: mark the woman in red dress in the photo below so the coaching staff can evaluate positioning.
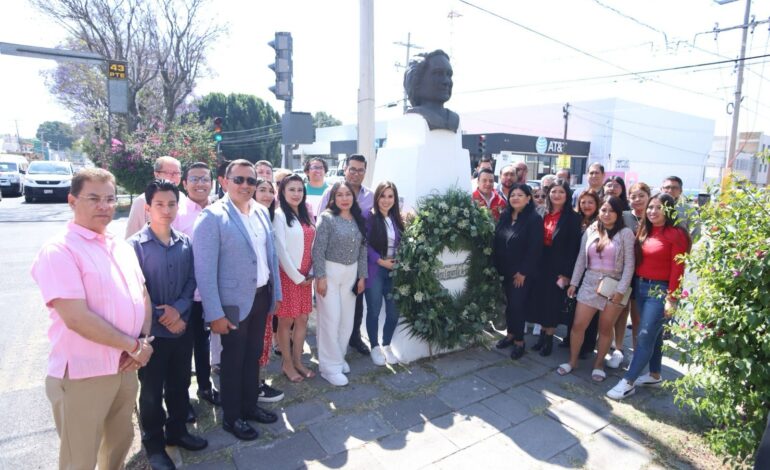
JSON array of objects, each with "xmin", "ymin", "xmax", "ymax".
[{"xmin": 274, "ymin": 175, "xmax": 316, "ymax": 382}]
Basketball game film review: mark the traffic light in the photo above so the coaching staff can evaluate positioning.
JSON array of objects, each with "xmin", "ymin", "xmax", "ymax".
[
  {"xmin": 268, "ymin": 32, "xmax": 293, "ymax": 101},
  {"xmin": 213, "ymin": 117, "xmax": 223, "ymax": 142},
  {"xmin": 478, "ymin": 134, "xmax": 487, "ymax": 155}
]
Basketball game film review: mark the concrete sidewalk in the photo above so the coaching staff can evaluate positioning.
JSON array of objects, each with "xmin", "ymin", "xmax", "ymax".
[{"xmin": 162, "ymin": 325, "xmax": 690, "ymax": 470}]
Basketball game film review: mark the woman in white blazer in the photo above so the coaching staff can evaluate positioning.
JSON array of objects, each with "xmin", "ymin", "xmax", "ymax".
[{"xmin": 273, "ymin": 174, "xmax": 316, "ymax": 382}]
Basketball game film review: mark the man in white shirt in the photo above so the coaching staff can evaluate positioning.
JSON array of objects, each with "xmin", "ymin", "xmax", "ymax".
[{"xmin": 125, "ymin": 156, "xmax": 185, "ymax": 238}]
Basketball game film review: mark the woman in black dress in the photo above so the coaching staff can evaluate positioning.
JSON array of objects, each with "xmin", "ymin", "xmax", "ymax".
[
  {"xmin": 493, "ymin": 183, "xmax": 544, "ymax": 359},
  {"xmin": 529, "ymin": 179, "xmax": 582, "ymax": 356}
]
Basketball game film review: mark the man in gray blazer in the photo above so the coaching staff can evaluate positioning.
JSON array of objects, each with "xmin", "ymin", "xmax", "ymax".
[{"xmin": 193, "ymin": 159, "xmax": 282, "ymax": 441}]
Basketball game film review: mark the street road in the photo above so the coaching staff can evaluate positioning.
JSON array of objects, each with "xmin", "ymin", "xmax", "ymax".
[{"xmin": 0, "ymin": 195, "xmax": 128, "ymax": 469}]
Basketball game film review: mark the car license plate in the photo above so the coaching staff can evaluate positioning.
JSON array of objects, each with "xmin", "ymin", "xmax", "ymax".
[{"xmin": 44, "ymin": 189, "xmax": 53, "ymax": 194}]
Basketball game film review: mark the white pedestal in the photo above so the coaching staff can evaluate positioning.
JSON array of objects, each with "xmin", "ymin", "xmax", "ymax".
[{"xmin": 364, "ymin": 114, "xmax": 472, "ymax": 363}]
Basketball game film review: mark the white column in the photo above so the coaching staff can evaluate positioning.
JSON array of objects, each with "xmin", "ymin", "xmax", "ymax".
[{"xmin": 358, "ymin": 0, "xmax": 376, "ymax": 187}]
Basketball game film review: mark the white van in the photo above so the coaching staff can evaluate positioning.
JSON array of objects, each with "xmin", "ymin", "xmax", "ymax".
[{"xmin": 0, "ymin": 154, "xmax": 29, "ymax": 197}]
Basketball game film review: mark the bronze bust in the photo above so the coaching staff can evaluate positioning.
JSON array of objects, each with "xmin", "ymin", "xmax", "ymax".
[{"xmin": 403, "ymin": 50, "xmax": 460, "ymax": 133}]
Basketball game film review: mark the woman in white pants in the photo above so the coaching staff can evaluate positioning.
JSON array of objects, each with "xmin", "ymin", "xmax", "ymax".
[{"xmin": 312, "ymin": 182, "xmax": 367, "ymax": 386}]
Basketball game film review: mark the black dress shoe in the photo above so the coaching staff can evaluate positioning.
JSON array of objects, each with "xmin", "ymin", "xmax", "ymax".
[
  {"xmin": 197, "ymin": 388, "xmax": 221, "ymax": 406},
  {"xmin": 186, "ymin": 404, "xmax": 196, "ymax": 424},
  {"xmin": 531, "ymin": 334, "xmax": 546, "ymax": 351},
  {"xmin": 243, "ymin": 405, "xmax": 278, "ymax": 424},
  {"xmin": 495, "ymin": 336, "xmax": 514, "ymax": 349},
  {"xmin": 510, "ymin": 343, "xmax": 525, "ymax": 360},
  {"xmin": 539, "ymin": 334, "xmax": 554, "ymax": 357},
  {"xmin": 166, "ymin": 433, "xmax": 208, "ymax": 451},
  {"xmin": 349, "ymin": 337, "xmax": 370, "ymax": 355},
  {"xmin": 223, "ymin": 419, "xmax": 259, "ymax": 441},
  {"xmin": 147, "ymin": 450, "xmax": 176, "ymax": 470}
]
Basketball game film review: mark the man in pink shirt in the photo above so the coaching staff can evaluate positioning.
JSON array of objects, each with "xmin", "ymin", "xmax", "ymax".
[{"xmin": 30, "ymin": 168, "xmax": 153, "ymax": 470}]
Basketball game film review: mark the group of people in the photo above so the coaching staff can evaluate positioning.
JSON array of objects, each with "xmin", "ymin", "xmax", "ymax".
[
  {"xmin": 31, "ymin": 153, "xmax": 407, "ymax": 469},
  {"xmin": 31, "ymin": 152, "xmax": 696, "ymax": 469},
  {"xmin": 489, "ymin": 161, "xmax": 693, "ymax": 402}
]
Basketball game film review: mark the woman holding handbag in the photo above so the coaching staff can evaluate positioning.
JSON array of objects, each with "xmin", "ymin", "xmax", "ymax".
[
  {"xmin": 312, "ymin": 182, "xmax": 368, "ymax": 387},
  {"xmin": 558, "ymin": 196, "xmax": 635, "ymax": 382},
  {"xmin": 607, "ymin": 193, "xmax": 690, "ymax": 400}
]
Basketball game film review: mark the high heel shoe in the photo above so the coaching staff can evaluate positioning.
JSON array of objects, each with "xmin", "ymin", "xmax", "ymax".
[
  {"xmin": 531, "ymin": 334, "xmax": 546, "ymax": 351},
  {"xmin": 539, "ymin": 334, "xmax": 554, "ymax": 357}
]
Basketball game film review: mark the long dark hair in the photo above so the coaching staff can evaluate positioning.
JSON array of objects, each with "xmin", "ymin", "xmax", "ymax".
[
  {"xmin": 603, "ymin": 176, "xmax": 629, "ymax": 210},
  {"xmin": 496, "ymin": 182, "xmax": 535, "ymax": 231},
  {"xmin": 368, "ymin": 181, "xmax": 405, "ymax": 258},
  {"xmin": 254, "ymin": 178, "xmax": 275, "ymax": 221},
  {"xmin": 595, "ymin": 196, "xmax": 627, "ymax": 253},
  {"xmin": 635, "ymin": 193, "xmax": 692, "ymax": 264},
  {"xmin": 278, "ymin": 174, "xmax": 312, "ymax": 226},
  {"xmin": 545, "ymin": 178, "xmax": 572, "ymax": 213},
  {"xmin": 326, "ymin": 181, "xmax": 366, "ymax": 238}
]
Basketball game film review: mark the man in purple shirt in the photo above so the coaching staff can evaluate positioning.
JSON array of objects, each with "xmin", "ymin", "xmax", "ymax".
[
  {"xmin": 128, "ymin": 180, "xmax": 207, "ymax": 469},
  {"xmin": 319, "ymin": 154, "xmax": 374, "ymax": 356}
]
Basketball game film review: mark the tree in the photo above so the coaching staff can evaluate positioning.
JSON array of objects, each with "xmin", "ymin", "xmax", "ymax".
[
  {"xmin": 36, "ymin": 121, "xmax": 75, "ymax": 150},
  {"xmin": 196, "ymin": 92, "xmax": 282, "ymax": 165},
  {"xmin": 33, "ymin": 0, "xmax": 225, "ymax": 131},
  {"xmin": 313, "ymin": 111, "xmax": 342, "ymax": 128}
]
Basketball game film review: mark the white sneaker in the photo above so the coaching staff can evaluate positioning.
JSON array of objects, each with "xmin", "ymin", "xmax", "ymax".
[
  {"xmin": 371, "ymin": 346, "xmax": 386, "ymax": 366},
  {"xmin": 633, "ymin": 373, "xmax": 663, "ymax": 388},
  {"xmin": 322, "ymin": 372, "xmax": 348, "ymax": 387},
  {"xmin": 382, "ymin": 345, "xmax": 400, "ymax": 365},
  {"xmin": 532, "ymin": 324, "xmax": 542, "ymax": 336},
  {"xmin": 606, "ymin": 379, "xmax": 636, "ymax": 400},
  {"xmin": 342, "ymin": 361, "xmax": 350, "ymax": 374},
  {"xmin": 605, "ymin": 349, "xmax": 624, "ymax": 369}
]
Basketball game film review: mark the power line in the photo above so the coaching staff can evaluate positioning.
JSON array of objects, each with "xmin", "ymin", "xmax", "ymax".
[
  {"xmin": 455, "ymin": 54, "xmax": 770, "ymax": 97},
  {"xmin": 590, "ymin": 0, "xmax": 669, "ymax": 46}
]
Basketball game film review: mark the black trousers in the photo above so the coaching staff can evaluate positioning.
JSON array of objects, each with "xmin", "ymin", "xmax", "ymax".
[
  {"xmin": 503, "ymin": 277, "xmax": 532, "ymax": 341},
  {"xmin": 348, "ymin": 292, "xmax": 364, "ymax": 344},
  {"xmin": 189, "ymin": 301, "xmax": 212, "ymax": 392},
  {"xmin": 138, "ymin": 330, "xmax": 194, "ymax": 452},
  {"xmin": 220, "ymin": 287, "xmax": 269, "ymax": 424}
]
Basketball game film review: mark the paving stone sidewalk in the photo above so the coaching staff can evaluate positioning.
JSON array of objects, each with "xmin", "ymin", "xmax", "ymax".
[{"xmin": 166, "ymin": 325, "xmax": 690, "ymax": 470}]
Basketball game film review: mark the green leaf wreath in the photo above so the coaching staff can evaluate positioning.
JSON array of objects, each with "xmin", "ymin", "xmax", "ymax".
[{"xmin": 391, "ymin": 187, "xmax": 500, "ymax": 350}]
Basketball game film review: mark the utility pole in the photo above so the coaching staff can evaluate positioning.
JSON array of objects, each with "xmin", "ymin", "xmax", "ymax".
[
  {"xmin": 721, "ymin": 0, "xmax": 752, "ymax": 192},
  {"xmin": 447, "ymin": 10, "xmax": 463, "ymax": 59},
  {"xmin": 562, "ymin": 102, "xmax": 570, "ymax": 140},
  {"xmin": 359, "ymin": 0, "xmax": 376, "ymax": 186},
  {"xmin": 393, "ymin": 33, "xmax": 422, "ymax": 113},
  {"xmin": 14, "ymin": 119, "xmax": 21, "ymax": 152}
]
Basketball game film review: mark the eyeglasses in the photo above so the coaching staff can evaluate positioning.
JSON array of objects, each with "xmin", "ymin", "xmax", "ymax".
[
  {"xmin": 661, "ymin": 185, "xmax": 680, "ymax": 190},
  {"xmin": 157, "ymin": 170, "xmax": 182, "ymax": 177},
  {"xmin": 78, "ymin": 195, "xmax": 118, "ymax": 206},
  {"xmin": 187, "ymin": 176, "xmax": 211, "ymax": 184},
  {"xmin": 533, "ymin": 195, "xmax": 546, "ymax": 200},
  {"xmin": 346, "ymin": 167, "xmax": 366, "ymax": 174},
  {"xmin": 309, "ymin": 165, "xmax": 325, "ymax": 171},
  {"xmin": 228, "ymin": 176, "xmax": 258, "ymax": 186}
]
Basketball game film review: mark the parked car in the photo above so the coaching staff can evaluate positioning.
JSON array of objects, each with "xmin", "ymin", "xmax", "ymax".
[
  {"xmin": 0, "ymin": 155, "xmax": 28, "ymax": 197},
  {"xmin": 326, "ymin": 168, "xmax": 345, "ymax": 184},
  {"xmin": 24, "ymin": 161, "xmax": 74, "ymax": 203}
]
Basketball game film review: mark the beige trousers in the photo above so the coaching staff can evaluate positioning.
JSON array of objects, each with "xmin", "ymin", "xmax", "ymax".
[{"xmin": 45, "ymin": 371, "xmax": 138, "ymax": 470}]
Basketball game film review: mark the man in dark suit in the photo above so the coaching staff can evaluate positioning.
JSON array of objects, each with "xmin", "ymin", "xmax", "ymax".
[{"xmin": 193, "ymin": 159, "xmax": 282, "ymax": 441}]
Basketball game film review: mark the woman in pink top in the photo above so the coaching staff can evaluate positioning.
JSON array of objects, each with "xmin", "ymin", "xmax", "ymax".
[{"xmin": 559, "ymin": 196, "xmax": 635, "ymax": 381}]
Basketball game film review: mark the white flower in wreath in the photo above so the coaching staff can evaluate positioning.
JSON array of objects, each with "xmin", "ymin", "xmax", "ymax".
[
  {"xmin": 441, "ymin": 216, "xmax": 449, "ymax": 224},
  {"xmin": 438, "ymin": 202, "xmax": 449, "ymax": 210},
  {"xmin": 450, "ymin": 207, "xmax": 459, "ymax": 216},
  {"xmin": 398, "ymin": 285, "xmax": 410, "ymax": 296},
  {"xmin": 483, "ymin": 247, "xmax": 492, "ymax": 255},
  {"xmin": 457, "ymin": 219, "xmax": 468, "ymax": 229},
  {"xmin": 414, "ymin": 292, "xmax": 425, "ymax": 303},
  {"xmin": 463, "ymin": 208, "xmax": 470, "ymax": 217}
]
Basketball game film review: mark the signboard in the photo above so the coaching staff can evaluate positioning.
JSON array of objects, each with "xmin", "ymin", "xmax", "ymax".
[
  {"xmin": 557, "ymin": 154, "xmax": 571, "ymax": 169},
  {"xmin": 108, "ymin": 60, "xmax": 127, "ymax": 80},
  {"xmin": 615, "ymin": 159, "xmax": 630, "ymax": 170}
]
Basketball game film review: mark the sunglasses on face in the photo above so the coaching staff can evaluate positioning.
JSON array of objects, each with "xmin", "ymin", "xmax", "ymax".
[{"xmin": 228, "ymin": 176, "xmax": 258, "ymax": 186}]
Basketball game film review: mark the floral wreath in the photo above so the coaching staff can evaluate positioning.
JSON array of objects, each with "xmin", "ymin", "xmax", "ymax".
[{"xmin": 392, "ymin": 187, "xmax": 500, "ymax": 351}]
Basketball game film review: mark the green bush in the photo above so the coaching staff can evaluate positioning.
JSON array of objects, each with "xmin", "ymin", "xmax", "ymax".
[
  {"xmin": 109, "ymin": 119, "xmax": 216, "ymax": 195},
  {"xmin": 671, "ymin": 180, "xmax": 770, "ymax": 463}
]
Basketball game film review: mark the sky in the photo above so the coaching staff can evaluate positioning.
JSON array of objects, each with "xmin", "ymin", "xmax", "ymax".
[{"xmin": 1, "ymin": 0, "xmax": 769, "ymax": 142}]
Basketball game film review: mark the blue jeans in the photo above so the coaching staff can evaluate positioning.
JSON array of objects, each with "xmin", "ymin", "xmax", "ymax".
[
  {"xmin": 365, "ymin": 266, "xmax": 400, "ymax": 347},
  {"xmin": 624, "ymin": 278, "xmax": 668, "ymax": 382}
]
